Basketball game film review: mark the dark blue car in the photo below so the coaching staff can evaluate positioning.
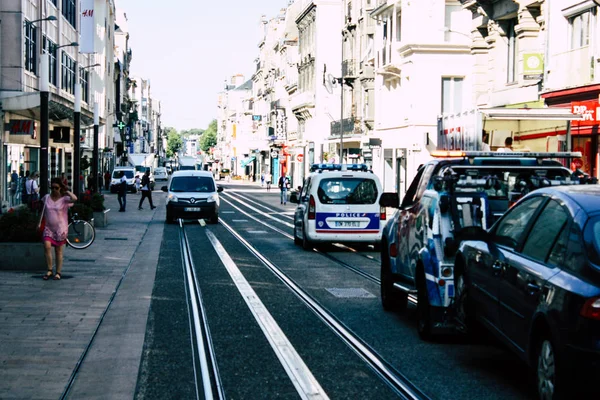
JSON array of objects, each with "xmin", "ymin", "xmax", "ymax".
[{"xmin": 455, "ymin": 185, "xmax": 600, "ymax": 399}]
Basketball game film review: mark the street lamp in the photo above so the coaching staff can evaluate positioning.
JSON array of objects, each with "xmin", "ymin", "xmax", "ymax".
[
  {"xmin": 51, "ymin": 42, "xmax": 79, "ymax": 52},
  {"xmin": 24, "ymin": 15, "xmax": 57, "ymax": 26}
]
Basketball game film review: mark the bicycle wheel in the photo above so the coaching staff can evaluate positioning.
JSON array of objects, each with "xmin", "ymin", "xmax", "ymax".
[{"xmin": 67, "ymin": 220, "xmax": 96, "ymax": 249}]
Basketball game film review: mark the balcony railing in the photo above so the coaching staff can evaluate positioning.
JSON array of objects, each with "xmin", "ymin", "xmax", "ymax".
[{"xmin": 342, "ymin": 59, "xmax": 356, "ymax": 77}]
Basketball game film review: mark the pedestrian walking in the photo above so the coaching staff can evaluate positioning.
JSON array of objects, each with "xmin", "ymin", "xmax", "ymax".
[
  {"xmin": 265, "ymin": 173, "xmax": 272, "ymax": 192},
  {"xmin": 98, "ymin": 174, "xmax": 103, "ymax": 193},
  {"xmin": 87, "ymin": 174, "xmax": 94, "ymax": 192},
  {"xmin": 21, "ymin": 171, "xmax": 30, "ymax": 205},
  {"xmin": 261, "ymin": 173, "xmax": 265, "ymax": 187},
  {"xmin": 9, "ymin": 170, "xmax": 19, "ymax": 207},
  {"xmin": 278, "ymin": 174, "xmax": 290, "ymax": 205},
  {"xmin": 134, "ymin": 175, "xmax": 141, "ymax": 193},
  {"xmin": 138, "ymin": 170, "xmax": 156, "ymax": 210},
  {"xmin": 41, "ymin": 177, "xmax": 77, "ymax": 280},
  {"xmin": 26, "ymin": 172, "xmax": 40, "ymax": 209},
  {"xmin": 117, "ymin": 171, "xmax": 127, "ymax": 212},
  {"xmin": 104, "ymin": 171, "xmax": 111, "ymax": 191}
]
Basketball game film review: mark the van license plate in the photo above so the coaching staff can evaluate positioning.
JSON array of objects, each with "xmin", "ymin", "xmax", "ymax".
[
  {"xmin": 335, "ymin": 221, "xmax": 360, "ymax": 228},
  {"xmin": 184, "ymin": 207, "xmax": 201, "ymax": 212}
]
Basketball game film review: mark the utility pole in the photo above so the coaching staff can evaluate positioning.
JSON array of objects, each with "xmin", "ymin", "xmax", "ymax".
[
  {"xmin": 39, "ymin": 54, "xmax": 50, "ymax": 197},
  {"xmin": 92, "ymin": 103, "xmax": 99, "ymax": 193},
  {"xmin": 74, "ymin": 82, "xmax": 81, "ymax": 199}
]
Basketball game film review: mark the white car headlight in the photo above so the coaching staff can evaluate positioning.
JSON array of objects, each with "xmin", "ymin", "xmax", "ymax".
[
  {"xmin": 207, "ymin": 194, "xmax": 218, "ymax": 203},
  {"xmin": 168, "ymin": 194, "xmax": 178, "ymax": 202}
]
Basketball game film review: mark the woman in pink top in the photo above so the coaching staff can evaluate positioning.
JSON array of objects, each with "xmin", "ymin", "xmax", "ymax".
[{"xmin": 42, "ymin": 177, "xmax": 77, "ymax": 280}]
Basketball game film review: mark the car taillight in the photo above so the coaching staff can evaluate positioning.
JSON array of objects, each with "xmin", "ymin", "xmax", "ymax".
[
  {"xmin": 581, "ymin": 297, "xmax": 600, "ymax": 320},
  {"xmin": 380, "ymin": 206, "xmax": 386, "ymax": 221},
  {"xmin": 308, "ymin": 195, "xmax": 316, "ymax": 220}
]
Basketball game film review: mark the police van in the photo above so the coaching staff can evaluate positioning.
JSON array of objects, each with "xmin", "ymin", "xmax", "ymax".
[{"xmin": 290, "ymin": 163, "xmax": 385, "ymax": 250}]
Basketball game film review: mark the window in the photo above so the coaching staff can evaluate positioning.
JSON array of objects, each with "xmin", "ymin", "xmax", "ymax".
[
  {"xmin": 444, "ymin": 4, "xmax": 463, "ymax": 42},
  {"xmin": 569, "ymin": 11, "xmax": 592, "ymax": 49},
  {"xmin": 24, "ymin": 21, "xmax": 37, "ymax": 73},
  {"xmin": 169, "ymin": 176, "xmax": 215, "ymax": 193},
  {"xmin": 441, "ymin": 77, "xmax": 463, "ymax": 114},
  {"xmin": 61, "ymin": 51, "xmax": 76, "ymax": 94},
  {"xmin": 43, "ymin": 36, "xmax": 58, "ymax": 86},
  {"xmin": 493, "ymin": 196, "xmax": 545, "ymax": 248},
  {"xmin": 317, "ymin": 178, "xmax": 378, "ymax": 205},
  {"xmin": 80, "ymin": 68, "xmax": 89, "ymax": 103},
  {"xmin": 400, "ymin": 165, "xmax": 425, "ymax": 208},
  {"xmin": 506, "ymin": 19, "xmax": 518, "ymax": 83},
  {"xmin": 585, "ymin": 216, "xmax": 600, "ymax": 266},
  {"xmin": 521, "ymin": 200, "xmax": 569, "ymax": 263},
  {"xmin": 62, "ymin": 0, "xmax": 76, "ymax": 27}
]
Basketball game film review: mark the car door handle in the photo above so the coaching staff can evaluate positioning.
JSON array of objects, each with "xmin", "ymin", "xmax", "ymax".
[{"xmin": 526, "ymin": 282, "xmax": 541, "ymax": 294}]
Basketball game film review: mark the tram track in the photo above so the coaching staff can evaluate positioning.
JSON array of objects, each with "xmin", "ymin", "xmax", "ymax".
[
  {"xmin": 217, "ymin": 218, "xmax": 428, "ymax": 400},
  {"xmin": 178, "ymin": 219, "xmax": 225, "ymax": 400}
]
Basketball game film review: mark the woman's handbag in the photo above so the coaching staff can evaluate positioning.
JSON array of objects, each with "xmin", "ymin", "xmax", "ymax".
[{"xmin": 37, "ymin": 199, "xmax": 46, "ymax": 235}]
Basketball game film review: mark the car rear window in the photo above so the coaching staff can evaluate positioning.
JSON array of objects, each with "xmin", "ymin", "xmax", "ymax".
[
  {"xmin": 585, "ymin": 216, "xmax": 600, "ymax": 267},
  {"xmin": 113, "ymin": 170, "xmax": 134, "ymax": 179},
  {"xmin": 221, "ymin": 169, "xmax": 230, "ymax": 173},
  {"xmin": 170, "ymin": 176, "xmax": 215, "ymax": 193},
  {"xmin": 317, "ymin": 177, "xmax": 378, "ymax": 205}
]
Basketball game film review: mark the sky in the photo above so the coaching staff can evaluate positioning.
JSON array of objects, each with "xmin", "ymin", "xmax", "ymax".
[{"xmin": 115, "ymin": 0, "xmax": 290, "ymax": 132}]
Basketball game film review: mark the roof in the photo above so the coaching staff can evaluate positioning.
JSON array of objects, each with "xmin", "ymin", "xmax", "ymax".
[
  {"xmin": 541, "ymin": 185, "xmax": 600, "ymax": 214},
  {"xmin": 234, "ymin": 79, "xmax": 253, "ymax": 91}
]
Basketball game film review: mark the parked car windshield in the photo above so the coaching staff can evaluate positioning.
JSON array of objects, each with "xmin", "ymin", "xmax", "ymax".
[
  {"xmin": 170, "ymin": 176, "xmax": 215, "ymax": 193},
  {"xmin": 317, "ymin": 178, "xmax": 378, "ymax": 205},
  {"xmin": 585, "ymin": 216, "xmax": 600, "ymax": 267},
  {"xmin": 112, "ymin": 170, "xmax": 134, "ymax": 179}
]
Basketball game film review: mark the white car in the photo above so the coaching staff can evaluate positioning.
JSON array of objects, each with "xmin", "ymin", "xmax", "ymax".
[
  {"xmin": 290, "ymin": 164, "xmax": 386, "ymax": 250},
  {"xmin": 154, "ymin": 167, "xmax": 168, "ymax": 181},
  {"xmin": 161, "ymin": 170, "xmax": 223, "ymax": 224},
  {"xmin": 110, "ymin": 167, "xmax": 136, "ymax": 193}
]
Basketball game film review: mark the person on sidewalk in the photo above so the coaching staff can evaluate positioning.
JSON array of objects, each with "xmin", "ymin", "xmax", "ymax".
[
  {"xmin": 134, "ymin": 174, "xmax": 141, "ymax": 193},
  {"xmin": 138, "ymin": 170, "xmax": 156, "ymax": 210},
  {"xmin": 41, "ymin": 177, "xmax": 77, "ymax": 280},
  {"xmin": 117, "ymin": 171, "xmax": 127, "ymax": 212},
  {"xmin": 278, "ymin": 174, "xmax": 290, "ymax": 205},
  {"xmin": 265, "ymin": 173, "xmax": 272, "ymax": 192},
  {"xmin": 104, "ymin": 170, "xmax": 111, "ymax": 191},
  {"xmin": 26, "ymin": 172, "xmax": 40, "ymax": 209}
]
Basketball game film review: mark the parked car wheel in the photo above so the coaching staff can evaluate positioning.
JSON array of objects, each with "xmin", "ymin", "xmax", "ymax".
[
  {"xmin": 381, "ymin": 250, "xmax": 407, "ymax": 312},
  {"xmin": 537, "ymin": 338, "xmax": 561, "ymax": 400},
  {"xmin": 417, "ymin": 272, "xmax": 433, "ymax": 341},
  {"xmin": 302, "ymin": 225, "xmax": 312, "ymax": 251},
  {"xmin": 293, "ymin": 225, "xmax": 302, "ymax": 245}
]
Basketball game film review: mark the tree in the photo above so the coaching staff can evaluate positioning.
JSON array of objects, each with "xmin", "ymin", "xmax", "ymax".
[
  {"xmin": 165, "ymin": 127, "xmax": 183, "ymax": 158},
  {"xmin": 180, "ymin": 128, "xmax": 205, "ymax": 137},
  {"xmin": 200, "ymin": 119, "xmax": 217, "ymax": 153}
]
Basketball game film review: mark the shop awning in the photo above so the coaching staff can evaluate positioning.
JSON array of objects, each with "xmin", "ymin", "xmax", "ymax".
[
  {"xmin": 480, "ymin": 107, "xmax": 585, "ymax": 121},
  {"xmin": 1, "ymin": 92, "xmax": 96, "ymax": 126},
  {"xmin": 240, "ymin": 156, "xmax": 256, "ymax": 168}
]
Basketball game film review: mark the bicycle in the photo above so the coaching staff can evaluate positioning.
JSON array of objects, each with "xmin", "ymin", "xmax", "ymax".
[{"xmin": 67, "ymin": 212, "xmax": 96, "ymax": 249}]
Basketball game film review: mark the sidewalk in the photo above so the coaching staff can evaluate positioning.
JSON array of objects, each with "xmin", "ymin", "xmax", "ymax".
[{"xmin": 0, "ymin": 191, "xmax": 165, "ymax": 399}]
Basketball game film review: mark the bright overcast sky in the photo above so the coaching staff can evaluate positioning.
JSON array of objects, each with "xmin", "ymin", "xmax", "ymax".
[{"xmin": 116, "ymin": 0, "xmax": 290, "ymax": 131}]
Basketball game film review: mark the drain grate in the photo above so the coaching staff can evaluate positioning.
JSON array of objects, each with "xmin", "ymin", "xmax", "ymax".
[
  {"xmin": 326, "ymin": 288, "xmax": 376, "ymax": 299},
  {"xmin": 104, "ymin": 237, "xmax": 128, "ymax": 241}
]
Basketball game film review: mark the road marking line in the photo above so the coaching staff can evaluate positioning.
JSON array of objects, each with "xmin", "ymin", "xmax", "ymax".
[
  {"xmin": 205, "ymin": 230, "xmax": 329, "ymax": 400},
  {"xmin": 231, "ymin": 219, "xmax": 249, "ymax": 222}
]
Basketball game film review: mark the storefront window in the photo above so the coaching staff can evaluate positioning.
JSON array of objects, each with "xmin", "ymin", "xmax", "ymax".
[{"xmin": 572, "ymin": 136, "xmax": 593, "ymax": 175}]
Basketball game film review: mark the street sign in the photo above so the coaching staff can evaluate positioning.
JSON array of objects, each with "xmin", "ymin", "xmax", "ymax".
[
  {"xmin": 296, "ymin": 154, "xmax": 304, "ymax": 163},
  {"xmin": 270, "ymin": 150, "xmax": 279, "ymax": 158}
]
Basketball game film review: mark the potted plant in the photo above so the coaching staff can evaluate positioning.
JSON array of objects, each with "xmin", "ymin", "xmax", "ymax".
[{"xmin": 80, "ymin": 190, "xmax": 108, "ymax": 227}]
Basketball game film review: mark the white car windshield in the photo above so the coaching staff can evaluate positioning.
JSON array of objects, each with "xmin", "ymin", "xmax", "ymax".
[{"xmin": 170, "ymin": 176, "xmax": 215, "ymax": 193}]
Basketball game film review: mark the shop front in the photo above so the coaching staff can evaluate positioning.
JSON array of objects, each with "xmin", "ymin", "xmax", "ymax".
[{"xmin": 541, "ymin": 84, "xmax": 600, "ymax": 178}]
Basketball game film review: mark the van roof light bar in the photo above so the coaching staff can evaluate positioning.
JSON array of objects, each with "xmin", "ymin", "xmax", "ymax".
[
  {"xmin": 431, "ymin": 151, "xmax": 583, "ymax": 159},
  {"xmin": 310, "ymin": 163, "xmax": 370, "ymax": 172}
]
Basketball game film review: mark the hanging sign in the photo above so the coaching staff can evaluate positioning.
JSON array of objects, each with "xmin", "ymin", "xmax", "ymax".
[
  {"xmin": 80, "ymin": 0, "xmax": 95, "ymax": 53},
  {"xmin": 296, "ymin": 154, "xmax": 304, "ymax": 163}
]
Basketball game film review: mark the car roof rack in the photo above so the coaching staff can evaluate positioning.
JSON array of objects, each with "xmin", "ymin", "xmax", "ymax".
[
  {"xmin": 430, "ymin": 151, "xmax": 582, "ymax": 159},
  {"xmin": 310, "ymin": 163, "xmax": 371, "ymax": 172}
]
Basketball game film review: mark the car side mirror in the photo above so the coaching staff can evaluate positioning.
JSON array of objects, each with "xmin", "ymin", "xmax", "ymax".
[
  {"xmin": 217, "ymin": 186, "xmax": 223, "ymax": 192},
  {"xmin": 161, "ymin": 186, "xmax": 168, "ymax": 192},
  {"xmin": 379, "ymin": 192, "xmax": 400, "ymax": 208}
]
